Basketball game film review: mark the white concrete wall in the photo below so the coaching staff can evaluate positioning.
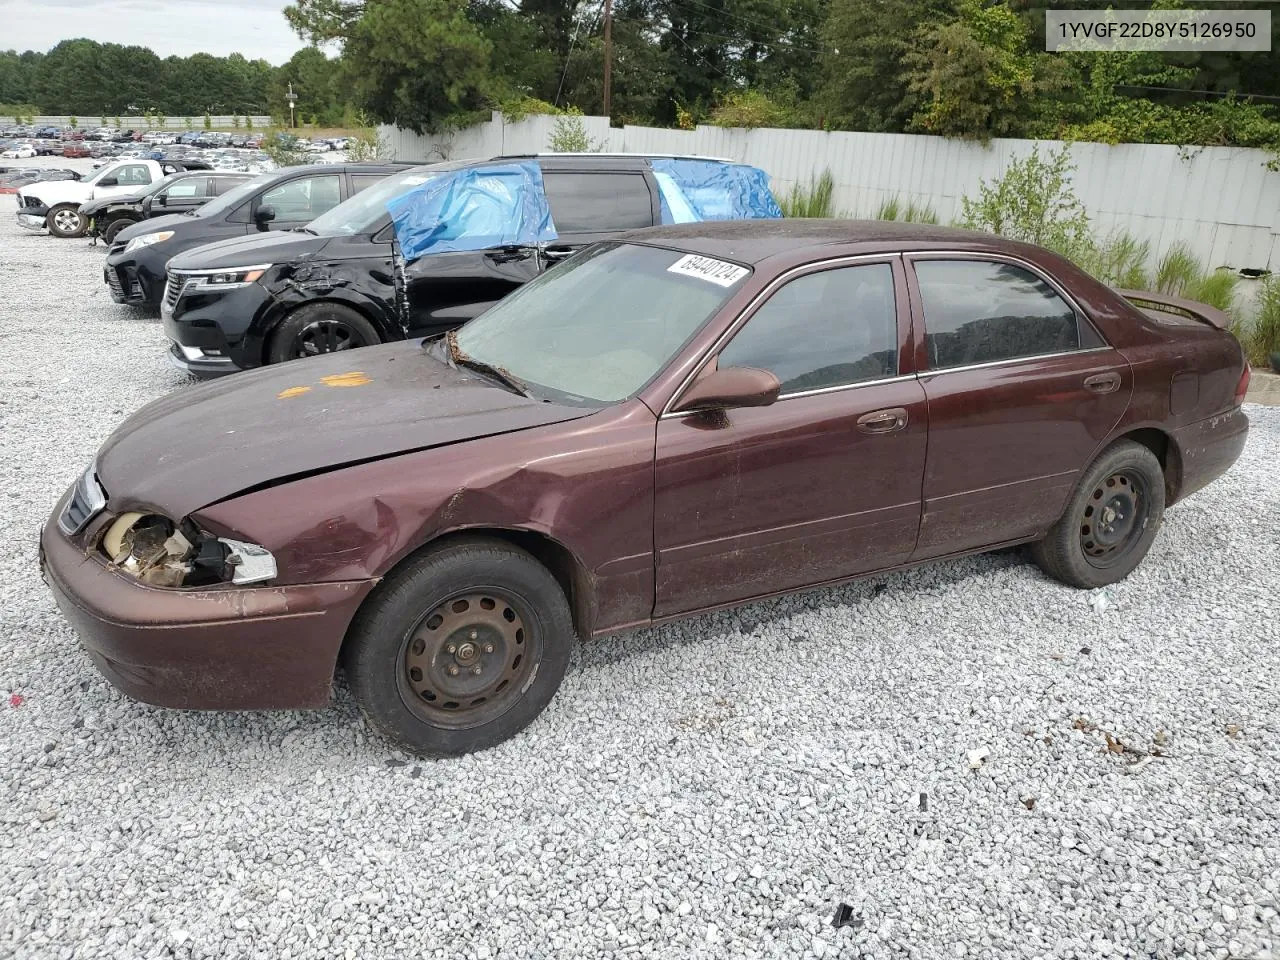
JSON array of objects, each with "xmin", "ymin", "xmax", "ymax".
[{"xmin": 381, "ymin": 112, "xmax": 1280, "ymax": 273}]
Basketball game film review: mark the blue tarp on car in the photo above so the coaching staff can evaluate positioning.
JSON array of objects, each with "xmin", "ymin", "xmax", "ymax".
[
  {"xmin": 387, "ymin": 161, "xmax": 557, "ymax": 262},
  {"xmin": 651, "ymin": 159, "xmax": 783, "ymax": 223}
]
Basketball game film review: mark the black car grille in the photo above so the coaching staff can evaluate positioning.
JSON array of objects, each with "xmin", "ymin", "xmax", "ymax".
[
  {"xmin": 58, "ymin": 467, "xmax": 107, "ymax": 536},
  {"xmin": 106, "ymin": 268, "xmax": 124, "ymax": 298},
  {"xmin": 23, "ymin": 196, "xmax": 42, "ymax": 209},
  {"xmin": 164, "ymin": 271, "xmax": 183, "ymax": 311}
]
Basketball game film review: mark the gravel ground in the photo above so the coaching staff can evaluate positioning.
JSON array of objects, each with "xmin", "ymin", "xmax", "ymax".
[{"xmin": 1, "ymin": 193, "xmax": 1278, "ymax": 960}]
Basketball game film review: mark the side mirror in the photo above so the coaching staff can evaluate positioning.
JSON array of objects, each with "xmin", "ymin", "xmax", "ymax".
[
  {"xmin": 254, "ymin": 204, "xmax": 276, "ymax": 228},
  {"xmin": 98, "ymin": 176, "xmax": 117, "ymax": 187},
  {"xmin": 154, "ymin": 193, "xmax": 167, "ymax": 207},
  {"xmin": 670, "ymin": 365, "xmax": 780, "ymax": 414}
]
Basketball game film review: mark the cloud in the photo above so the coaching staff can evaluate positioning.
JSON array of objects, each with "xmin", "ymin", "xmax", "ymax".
[{"xmin": 0, "ymin": 0, "xmax": 309, "ymax": 64}]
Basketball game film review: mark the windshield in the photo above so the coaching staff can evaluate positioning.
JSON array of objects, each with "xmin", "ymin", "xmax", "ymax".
[
  {"xmin": 308, "ymin": 168, "xmax": 437, "ymax": 236},
  {"xmin": 191, "ymin": 172, "xmax": 274, "ymax": 219},
  {"xmin": 454, "ymin": 242, "xmax": 749, "ymax": 405}
]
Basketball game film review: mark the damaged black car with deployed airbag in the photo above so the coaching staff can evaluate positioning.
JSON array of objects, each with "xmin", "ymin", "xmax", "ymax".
[{"xmin": 160, "ymin": 153, "xmax": 783, "ymax": 376}]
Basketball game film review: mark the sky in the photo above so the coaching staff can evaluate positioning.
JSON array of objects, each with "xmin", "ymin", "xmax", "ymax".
[{"xmin": 0, "ymin": 0, "xmax": 309, "ymax": 64}]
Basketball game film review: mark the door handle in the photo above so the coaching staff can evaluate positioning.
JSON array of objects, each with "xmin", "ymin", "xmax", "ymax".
[
  {"xmin": 543, "ymin": 246, "xmax": 576, "ymax": 261},
  {"xmin": 1084, "ymin": 372, "xmax": 1121, "ymax": 394},
  {"xmin": 857, "ymin": 407, "xmax": 908, "ymax": 434}
]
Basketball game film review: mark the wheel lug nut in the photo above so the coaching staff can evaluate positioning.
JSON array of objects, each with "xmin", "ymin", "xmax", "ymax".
[
  {"xmin": 470, "ymin": 630, "xmax": 478, "ymax": 640},
  {"xmin": 446, "ymin": 644, "xmax": 456, "ymax": 654},
  {"xmin": 484, "ymin": 643, "xmax": 494, "ymax": 653},
  {"xmin": 472, "ymin": 666, "xmax": 482, "ymax": 675},
  {"xmin": 448, "ymin": 666, "xmax": 459, "ymax": 676}
]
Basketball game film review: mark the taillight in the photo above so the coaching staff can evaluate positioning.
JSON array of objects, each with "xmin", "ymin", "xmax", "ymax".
[{"xmin": 1234, "ymin": 363, "xmax": 1251, "ymax": 407}]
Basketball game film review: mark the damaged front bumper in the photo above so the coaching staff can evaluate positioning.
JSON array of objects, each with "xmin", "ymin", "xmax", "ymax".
[
  {"xmin": 16, "ymin": 205, "xmax": 48, "ymax": 231},
  {"xmin": 39, "ymin": 484, "xmax": 376, "ymax": 711}
]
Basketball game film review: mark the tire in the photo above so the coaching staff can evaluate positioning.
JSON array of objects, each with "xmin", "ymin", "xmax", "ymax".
[
  {"xmin": 343, "ymin": 537, "xmax": 576, "ymax": 756},
  {"xmin": 267, "ymin": 302, "xmax": 381, "ymax": 365},
  {"xmin": 102, "ymin": 216, "xmax": 138, "ymax": 245},
  {"xmin": 1031, "ymin": 440, "xmax": 1165, "ymax": 588},
  {"xmin": 47, "ymin": 203, "xmax": 87, "ymax": 239}
]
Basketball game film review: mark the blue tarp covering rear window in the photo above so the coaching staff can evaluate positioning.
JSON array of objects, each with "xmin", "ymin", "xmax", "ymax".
[
  {"xmin": 386, "ymin": 161, "xmax": 557, "ymax": 262},
  {"xmin": 651, "ymin": 159, "xmax": 783, "ymax": 223}
]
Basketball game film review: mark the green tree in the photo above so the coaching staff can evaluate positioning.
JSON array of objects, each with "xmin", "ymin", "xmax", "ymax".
[{"xmin": 285, "ymin": 0, "xmax": 493, "ymax": 133}]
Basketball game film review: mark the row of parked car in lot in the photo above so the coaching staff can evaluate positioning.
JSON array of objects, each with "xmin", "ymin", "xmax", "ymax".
[{"xmin": 22, "ymin": 148, "xmax": 1252, "ymax": 758}]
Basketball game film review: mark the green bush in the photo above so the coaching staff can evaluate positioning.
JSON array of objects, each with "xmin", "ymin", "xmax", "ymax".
[
  {"xmin": 780, "ymin": 171, "xmax": 835, "ymax": 218},
  {"xmin": 1235, "ymin": 275, "xmax": 1280, "ymax": 367},
  {"xmin": 1075, "ymin": 231, "xmax": 1151, "ymax": 289},
  {"xmin": 546, "ymin": 110, "xmax": 601, "ymax": 152},
  {"xmin": 874, "ymin": 195, "xmax": 938, "ymax": 223},
  {"xmin": 958, "ymin": 144, "xmax": 1092, "ymax": 261}
]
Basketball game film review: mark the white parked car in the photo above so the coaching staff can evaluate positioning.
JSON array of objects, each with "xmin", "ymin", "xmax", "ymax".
[
  {"xmin": 16, "ymin": 157, "xmax": 204, "ymax": 238},
  {"xmin": 1, "ymin": 143, "xmax": 37, "ymax": 159}
]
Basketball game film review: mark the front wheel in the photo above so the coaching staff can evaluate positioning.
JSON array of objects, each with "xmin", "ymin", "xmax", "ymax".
[
  {"xmin": 343, "ymin": 538, "xmax": 576, "ymax": 756},
  {"xmin": 47, "ymin": 203, "xmax": 87, "ymax": 239},
  {"xmin": 1031, "ymin": 440, "xmax": 1166, "ymax": 588},
  {"xmin": 102, "ymin": 216, "xmax": 138, "ymax": 244},
  {"xmin": 267, "ymin": 302, "xmax": 381, "ymax": 365}
]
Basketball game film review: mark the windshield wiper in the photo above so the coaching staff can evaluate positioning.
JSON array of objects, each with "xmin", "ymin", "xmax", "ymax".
[{"xmin": 445, "ymin": 330, "xmax": 529, "ymax": 397}]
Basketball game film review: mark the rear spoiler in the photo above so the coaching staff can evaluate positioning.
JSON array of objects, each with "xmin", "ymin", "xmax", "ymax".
[{"xmin": 1117, "ymin": 289, "xmax": 1230, "ymax": 330}]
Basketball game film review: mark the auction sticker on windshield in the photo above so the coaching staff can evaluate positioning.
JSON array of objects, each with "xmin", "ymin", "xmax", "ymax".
[{"xmin": 667, "ymin": 253, "xmax": 749, "ymax": 287}]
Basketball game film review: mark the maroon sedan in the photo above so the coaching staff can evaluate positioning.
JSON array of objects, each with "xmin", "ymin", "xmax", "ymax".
[{"xmin": 41, "ymin": 222, "xmax": 1250, "ymax": 755}]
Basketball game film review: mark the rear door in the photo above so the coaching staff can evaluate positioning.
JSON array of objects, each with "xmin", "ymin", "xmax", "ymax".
[{"xmin": 906, "ymin": 255, "xmax": 1132, "ymax": 558}]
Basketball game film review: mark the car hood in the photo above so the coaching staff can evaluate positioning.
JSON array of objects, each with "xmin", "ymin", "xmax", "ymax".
[
  {"xmin": 80, "ymin": 191, "xmax": 146, "ymax": 215},
  {"xmin": 18, "ymin": 178, "xmax": 91, "ymax": 206},
  {"xmin": 168, "ymin": 230, "xmax": 330, "ymax": 270},
  {"xmin": 96, "ymin": 341, "xmax": 597, "ymax": 518}
]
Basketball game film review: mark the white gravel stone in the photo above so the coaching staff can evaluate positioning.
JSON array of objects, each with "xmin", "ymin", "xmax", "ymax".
[{"xmin": 1, "ymin": 193, "xmax": 1279, "ymax": 959}]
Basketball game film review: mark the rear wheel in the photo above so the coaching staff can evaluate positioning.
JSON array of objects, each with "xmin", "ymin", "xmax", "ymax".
[
  {"xmin": 47, "ymin": 203, "xmax": 87, "ymax": 239},
  {"xmin": 1031, "ymin": 440, "xmax": 1165, "ymax": 588},
  {"xmin": 102, "ymin": 216, "xmax": 138, "ymax": 244},
  {"xmin": 267, "ymin": 302, "xmax": 381, "ymax": 365},
  {"xmin": 343, "ymin": 538, "xmax": 575, "ymax": 755}
]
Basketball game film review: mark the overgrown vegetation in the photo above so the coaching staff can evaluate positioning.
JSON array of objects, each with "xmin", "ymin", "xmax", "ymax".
[
  {"xmin": 779, "ymin": 171, "xmax": 835, "ymax": 218},
  {"xmin": 875, "ymin": 195, "xmax": 938, "ymax": 223},
  {"xmin": 958, "ymin": 145, "xmax": 1092, "ymax": 261},
  {"xmin": 1235, "ymin": 276, "xmax": 1280, "ymax": 367},
  {"xmin": 8, "ymin": 1, "xmax": 1280, "ymax": 147},
  {"xmin": 546, "ymin": 110, "xmax": 601, "ymax": 152},
  {"xmin": 261, "ymin": 130, "xmax": 310, "ymax": 168}
]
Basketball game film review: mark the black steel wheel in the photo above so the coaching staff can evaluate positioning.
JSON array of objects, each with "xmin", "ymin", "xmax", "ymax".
[
  {"xmin": 343, "ymin": 538, "xmax": 575, "ymax": 755},
  {"xmin": 1032, "ymin": 440, "xmax": 1166, "ymax": 588},
  {"xmin": 398, "ymin": 590, "xmax": 541, "ymax": 729},
  {"xmin": 267, "ymin": 302, "xmax": 381, "ymax": 365}
]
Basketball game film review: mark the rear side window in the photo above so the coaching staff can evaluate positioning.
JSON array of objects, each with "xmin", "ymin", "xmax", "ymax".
[
  {"xmin": 718, "ymin": 264, "xmax": 899, "ymax": 394},
  {"xmin": 115, "ymin": 164, "xmax": 152, "ymax": 186},
  {"xmin": 166, "ymin": 177, "xmax": 208, "ymax": 198},
  {"xmin": 211, "ymin": 177, "xmax": 244, "ymax": 195},
  {"xmin": 543, "ymin": 172, "xmax": 653, "ymax": 233},
  {"xmin": 915, "ymin": 260, "xmax": 1080, "ymax": 370},
  {"xmin": 352, "ymin": 174, "xmax": 389, "ymax": 193}
]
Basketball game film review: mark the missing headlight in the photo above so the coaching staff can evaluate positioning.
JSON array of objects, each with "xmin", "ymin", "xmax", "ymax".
[{"xmin": 98, "ymin": 514, "xmax": 275, "ymax": 587}]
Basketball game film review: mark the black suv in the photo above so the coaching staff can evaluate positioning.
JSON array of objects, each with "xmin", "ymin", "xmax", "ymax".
[
  {"xmin": 104, "ymin": 162, "xmax": 404, "ymax": 307},
  {"xmin": 162, "ymin": 154, "xmax": 777, "ymax": 376},
  {"xmin": 81, "ymin": 170, "xmax": 253, "ymax": 244}
]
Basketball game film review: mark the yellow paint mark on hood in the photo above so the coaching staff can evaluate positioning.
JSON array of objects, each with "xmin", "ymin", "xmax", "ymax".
[
  {"xmin": 277, "ymin": 386, "xmax": 312, "ymax": 399},
  {"xmin": 321, "ymin": 371, "xmax": 372, "ymax": 388}
]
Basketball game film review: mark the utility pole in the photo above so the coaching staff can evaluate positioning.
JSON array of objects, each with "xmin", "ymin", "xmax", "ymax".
[
  {"xmin": 603, "ymin": 0, "xmax": 613, "ymax": 119},
  {"xmin": 286, "ymin": 82, "xmax": 297, "ymax": 129}
]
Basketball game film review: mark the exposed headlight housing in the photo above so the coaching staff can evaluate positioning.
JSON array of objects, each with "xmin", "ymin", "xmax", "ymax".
[
  {"xmin": 123, "ymin": 230, "xmax": 174, "ymax": 253},
  {"xmin": 99, "ymin": 513, "xmax": 277, "ymax": 588}
]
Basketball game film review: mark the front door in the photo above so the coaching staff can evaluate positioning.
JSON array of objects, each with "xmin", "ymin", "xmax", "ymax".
[
  {"xmin": 653, "ymin": 257, "xmax": 928, "ymax": 618},
  {"xmin": 906, "ymin": 256, "xmax": 1133, "ymax": 558}
]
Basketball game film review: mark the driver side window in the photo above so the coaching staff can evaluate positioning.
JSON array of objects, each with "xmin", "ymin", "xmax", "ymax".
[
  {"xmin": 717, "ymin": 263, "xmax": 899, "ymax": 395},
  {"xmin": 258, "ymin": 174, "xmax": 342, "ymax": 221}
]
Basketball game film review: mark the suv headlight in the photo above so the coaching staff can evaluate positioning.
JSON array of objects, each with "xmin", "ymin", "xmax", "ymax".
[
  {"xmin": 123, "ymin": 230, "xmax": 174, "ymax": 253},
  {"xmin": 185, "ymin": 265, "xmax": 271, "ymax": 291}
]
